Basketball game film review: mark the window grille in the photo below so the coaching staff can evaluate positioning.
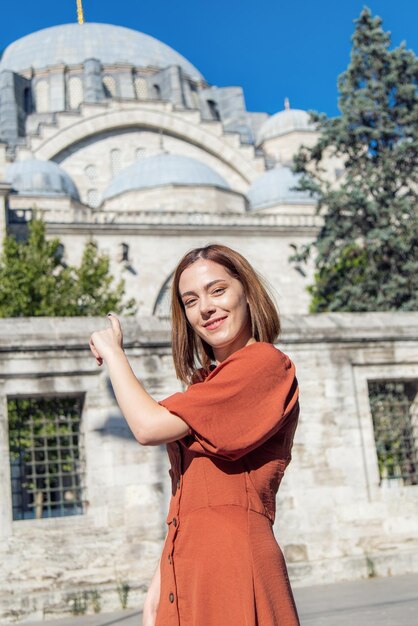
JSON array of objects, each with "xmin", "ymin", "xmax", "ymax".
[
  {"xmin": 135, "ymin": 76, "xmax": 148, "ymax": 99},
  {"xmin": 68, "ymin": 76, "xmax": 83, "ymax": 109},
  {"xmin": 103, "ymin": 75, "xmax": 116, "ymax": 98},
  {"xmin": 135, "ymin": 147, "xmax": 146, "ymax": 160},
  {"xmin": 8, "ymin": 396, "xmax": 85, "ymax": 520},
  {"xmin": 368, "ymin": 380, "xmax": 418, "ymax": 486},
  {"xmin": 35, "ymin": 80, "xmax": 49, "ymax": 112},
  {"xmin": 110, "ymin": 148, "xmax": 122, "ymax": 177},
  {"xmin": 85, "ymin": 164, "xmax": 97, "ymax": 180},
  {"xmin": 87, "ymin": 188, "xmax": 100, "ymax": 207}
]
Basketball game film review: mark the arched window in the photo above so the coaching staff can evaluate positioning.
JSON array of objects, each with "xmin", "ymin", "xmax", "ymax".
[
  {"xmin": 84, "ymin": 164, "xmax": 97, "ymax": 180},
  {"xmin": 153, "ymin": 84, "xmax": 161, "ymax": 99},
  {"xmin": 207, "ymin": 99, "xmax": 220, "ymax": 121},
  {"xmin": 87, "ymin": 189, "xmax": 100, "ymax": 208},
  {"xmin": 153, "ymin": 273, "xmax": 173, "ymax": 318},
  {"xmin": 23, "ymin": 87, "xmax": 33, "ymax": 114},
  {"xmin": 35, "ymin": 80, "xmax": 49, "ymax": 113},
  {"xmin": 68, "ymin": 76, "xmax": 83, "ymax": 109},
  {"xmin": 110, "ymin": 148, "xmax": 122, "ymax": 177},
  {"xmin": 135, "ymin": 76, "xmax": 148, "ymax": 99},
  {"xmin": 103, "ymin": 75, "xmax": 116, "ymax": 98}
]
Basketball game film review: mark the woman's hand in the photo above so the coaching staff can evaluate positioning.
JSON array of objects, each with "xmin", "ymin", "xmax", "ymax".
[{"xmin": 89, "ymin": 313, "xmax": 123, "ymax": 366}]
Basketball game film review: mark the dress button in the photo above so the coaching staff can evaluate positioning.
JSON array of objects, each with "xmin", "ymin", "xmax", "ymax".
[
  {"xmin": 172, "ymin": 517, "xmax": 177, "ymax": 527},
  {"xmin": 169, "ymin": 592, "xmax": 174, "ymax": 603},
  {"xmin": 168, "ymin": 554, "xmax": 172, "ymax": 563}
]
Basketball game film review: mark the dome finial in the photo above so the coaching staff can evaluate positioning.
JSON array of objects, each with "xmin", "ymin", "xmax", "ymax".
[
  {"xmin": 284, "ymin": 97, "xmax": 290, "ymax": 110},
  {"xmin": 76, "ymin": 0, "xmax": 85, "ymax": 24}
]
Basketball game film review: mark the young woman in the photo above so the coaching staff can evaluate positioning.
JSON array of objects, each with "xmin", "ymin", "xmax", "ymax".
[{"xmin": 89, "ymin": 244, "xmax": 300, "ymax": 626}]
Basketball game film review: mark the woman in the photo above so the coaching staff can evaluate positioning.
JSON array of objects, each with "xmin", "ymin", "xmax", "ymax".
[{"xmin": 89, "ymin": 244, "xmax": 300, "ymax": 626}]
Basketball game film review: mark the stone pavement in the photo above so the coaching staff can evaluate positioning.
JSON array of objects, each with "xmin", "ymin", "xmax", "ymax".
[{"xmin": 7, "ymin": 573, "xmax": 418, "ymax": 626}]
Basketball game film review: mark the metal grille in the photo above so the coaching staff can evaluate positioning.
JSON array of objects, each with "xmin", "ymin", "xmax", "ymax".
[
  {"xmin": 68, "ymin": 76, "xmax": 83, "ymax": 109},
  {"xmin": 85, "ymin": 164, "xmax": 97, "ymax": 180},
  {"xmin": 8, "ymin": 396, "xmax": 85, "ymax": 520},
  {"xmin": 35, "ymin": 80, "xmax": 49, "ymax": 112},
  {"xmin": 87, "ymin": 188, "xmax": 100, "ymax": 208},
  {"xmin": 110, "ymin": 148, "xmax": 122, "ymax": 177},
  {"xmin": 103, "ymin": 75, "xmax": 116, "ymax": 97},
  {"xmin": 135, "ymin": 76, "xmax": 148, "ymax": 99},
  {"xmin": 368, "ymin": 381, "xmax": 418, "ymax": 486}
]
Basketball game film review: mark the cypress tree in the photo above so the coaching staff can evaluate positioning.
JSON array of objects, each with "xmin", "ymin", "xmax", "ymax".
[{"xmin": 291, "ymin": 7, "xmax": 418, "ymax": 312}]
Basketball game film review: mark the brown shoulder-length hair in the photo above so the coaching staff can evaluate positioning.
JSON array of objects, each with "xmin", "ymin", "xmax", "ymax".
[{"xmin": 170, "ymin": 244, "xmax": 281, "ymax": 385}]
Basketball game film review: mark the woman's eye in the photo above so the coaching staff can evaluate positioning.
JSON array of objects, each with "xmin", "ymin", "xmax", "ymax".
[
  {"xmin": 184, "ymin": 299, "xmax": 196, "ymax": 307},
  {"xmin": 213, "ymin": 288, "xmax": 225, "ymax": 295}
]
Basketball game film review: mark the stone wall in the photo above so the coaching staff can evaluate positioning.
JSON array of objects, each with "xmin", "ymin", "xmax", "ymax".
[{"xmin": 1, "ymin": 312, "xmax": 418, "ymax": 622}]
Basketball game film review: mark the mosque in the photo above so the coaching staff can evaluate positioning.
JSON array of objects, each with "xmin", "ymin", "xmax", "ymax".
[
  {"xmin": 0, "ymin": 9, "xmax": 417, "ymax": 624},
  {"xmin": 0, "ymin": 13, "xmax": 325, "ymax": 318}
]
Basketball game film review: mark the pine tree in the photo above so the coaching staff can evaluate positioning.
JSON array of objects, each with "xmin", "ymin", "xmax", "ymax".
[
  {"xmin": 290, "ymin": 7, "xmax": 418, "ymax": 312},
  {"xmin": 0, "ymin": 217, "xmax": 136, "ymax": 317}
]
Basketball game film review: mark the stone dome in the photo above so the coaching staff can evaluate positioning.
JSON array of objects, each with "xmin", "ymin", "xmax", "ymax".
[
  {"xmin": 257, "ymin": 108, "xmax": 315, "ymax": 145},
  {"xmin": 0, "ymin": 23, "xmax": 202, "ymax": 80},
  {"xmin": 246, "ymin": 165, "xmax": 313, "ymax": 210},
  {"xmin": 103, "ymin": 153, "xmax": 230, "ymax": 200},
  {"xmin": 5, "ymin": 159, "xmax": 80, "ymax": 200}
]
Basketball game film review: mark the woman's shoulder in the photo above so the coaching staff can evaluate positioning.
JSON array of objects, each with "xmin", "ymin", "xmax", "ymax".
[
  {"xmin": 215, "ymin": 341, "xmax": 292, "ymax": 376},
  {"xmin": 236, "ymin": 341, "xmax": 290, "ymax": 365}
]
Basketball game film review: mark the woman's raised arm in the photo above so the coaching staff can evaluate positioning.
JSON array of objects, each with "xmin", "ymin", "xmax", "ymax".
[{"xmin": 89, "ymin": 314, "xmax": 191, "ymax": 445}]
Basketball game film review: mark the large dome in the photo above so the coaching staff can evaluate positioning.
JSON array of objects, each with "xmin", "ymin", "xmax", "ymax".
[
  {"xmin": 257, "ymin": 108, "xmax": 315, "ymax": 145},
  {"xmin": 103, "ymin": 153, "xmax": 229, "ymax": 200},
  {"xmin": 0, "ymin": 23, "xmax": 203, "ymax": 80},
  {"xmin": 247, "ymin": 165, "xmax": 313, "ymax": 210},
  {"xmin": 5, "ymin": 159, "xmax": 79, "ymax": 200}
]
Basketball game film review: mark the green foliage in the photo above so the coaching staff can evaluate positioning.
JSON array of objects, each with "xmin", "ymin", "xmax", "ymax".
[
  {"xmin": 290, "ymin": 7, "xmax": 418, "ymax": 312},
  {"xmin": 0, "ymin": 216, "xmax": 136, "ymax": 317},
  {"xmin": 116, "ymin": 581, "xmax": 130, "ymax": 609},
  {"xmin": 68, "ymin": 591, "xmax": 89, "ymax": 615}
]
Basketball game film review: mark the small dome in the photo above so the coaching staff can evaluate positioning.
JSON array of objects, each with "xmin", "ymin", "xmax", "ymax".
[
  {"xmin": 5, "ymin": 159, "xmax": 80, "ymax": 200},
  {"xmin": 257, "ymin": 108, "xmax": 314, "ymax": 145},
  {"xmin": 247, "ymin": 165, "xmax": 313, "ymax": 210},
  {"xmin": 0, "ymin": 23, "xmax": 202, "ymax": 80},
  {"xmin": 103, "ymin": 153, "xmax": 229, "ymax": 200}
]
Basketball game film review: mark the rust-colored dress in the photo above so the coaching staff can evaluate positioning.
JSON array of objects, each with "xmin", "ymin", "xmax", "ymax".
[{"xmin": 156, "ymin": 341, "xmax": 300, "ymax": 626}]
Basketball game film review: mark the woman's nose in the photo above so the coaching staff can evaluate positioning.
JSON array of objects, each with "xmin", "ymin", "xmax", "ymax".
[{"xmin": 199, "ymin": 295, "xmax": 216, "ymax": 315}]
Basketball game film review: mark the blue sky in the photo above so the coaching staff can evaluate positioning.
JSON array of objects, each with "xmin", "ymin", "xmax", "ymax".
[{"xmin": 1, "ymin": 1, "xmax": 416, "ymax": 117}]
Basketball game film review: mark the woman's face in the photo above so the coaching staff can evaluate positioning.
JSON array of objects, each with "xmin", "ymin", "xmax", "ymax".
[{"xmin": 178, "ymin": 258, "xmax": 253, "ymax": 360}]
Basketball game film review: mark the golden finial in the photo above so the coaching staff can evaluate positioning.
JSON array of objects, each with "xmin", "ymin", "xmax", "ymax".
[{"xmin": 77, "ymin": 0, "xmax": 85, "ymax": 24}]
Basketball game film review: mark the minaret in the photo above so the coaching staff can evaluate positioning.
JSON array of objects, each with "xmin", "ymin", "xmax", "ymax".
[
  {"xmin": 284, "ymin": 97, "xmax": 290, "ymax": 110},
  {"xmin": 77, "ymin": 0, "xmax": 85, "ymax": 24}
]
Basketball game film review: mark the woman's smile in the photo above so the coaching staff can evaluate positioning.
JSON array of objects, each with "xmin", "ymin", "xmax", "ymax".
[{"xmin": 204, "ymin": 316, "xmax": 228, "ymax": 331}]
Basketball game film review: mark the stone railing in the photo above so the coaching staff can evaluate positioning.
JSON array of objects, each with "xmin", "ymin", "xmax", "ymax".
[{"xmin": 8, "ymin": 207, "xmax": 323, "ymax": 230}]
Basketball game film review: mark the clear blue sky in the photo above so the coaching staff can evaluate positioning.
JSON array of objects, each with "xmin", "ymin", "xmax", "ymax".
[{"xmin": 1, "ymin": 1, "xmax": 416, "ymax": 117}]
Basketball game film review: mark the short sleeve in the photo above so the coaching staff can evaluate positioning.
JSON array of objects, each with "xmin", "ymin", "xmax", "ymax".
[{"xmin": 158, "ymin": 342, "xmax": 299, "ymax": 461}]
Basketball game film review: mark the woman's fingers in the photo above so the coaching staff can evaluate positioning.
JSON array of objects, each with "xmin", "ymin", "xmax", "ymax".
[
  {"xmin": 107, "ymin": 312, "xmax": 123, "ymax": 348},
  {"xmin": 89, "ymin": 334, "xmax": 103, "ymax": 366},
  {"xmin": 88, "ymin": 315, "xmax": 123, "ymax": 367}
]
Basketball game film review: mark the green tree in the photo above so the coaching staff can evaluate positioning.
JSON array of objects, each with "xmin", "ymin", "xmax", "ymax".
[
  {"xmin": 290, "ymin": 7, "xmax": 418, "ymax": 312},
  {"xmin": 0, "ymin": 217, "xmax": 136, "ymax": 317}
]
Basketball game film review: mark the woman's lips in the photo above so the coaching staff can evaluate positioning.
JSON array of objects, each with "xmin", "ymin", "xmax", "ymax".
[{"xmin": 204, "ymin": 316, "xmax": 227, "ymax": 331}]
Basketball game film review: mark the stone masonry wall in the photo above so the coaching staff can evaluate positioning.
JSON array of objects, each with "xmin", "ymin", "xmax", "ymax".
[{"xmin": 0, "ymin": 312, "xmax": 417, "ymax": 622}]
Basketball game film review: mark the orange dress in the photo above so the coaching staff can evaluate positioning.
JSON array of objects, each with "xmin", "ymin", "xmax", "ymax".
[{"xmin": 156, "ymin": 341, "xmax": 300, "ymax": 626}]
